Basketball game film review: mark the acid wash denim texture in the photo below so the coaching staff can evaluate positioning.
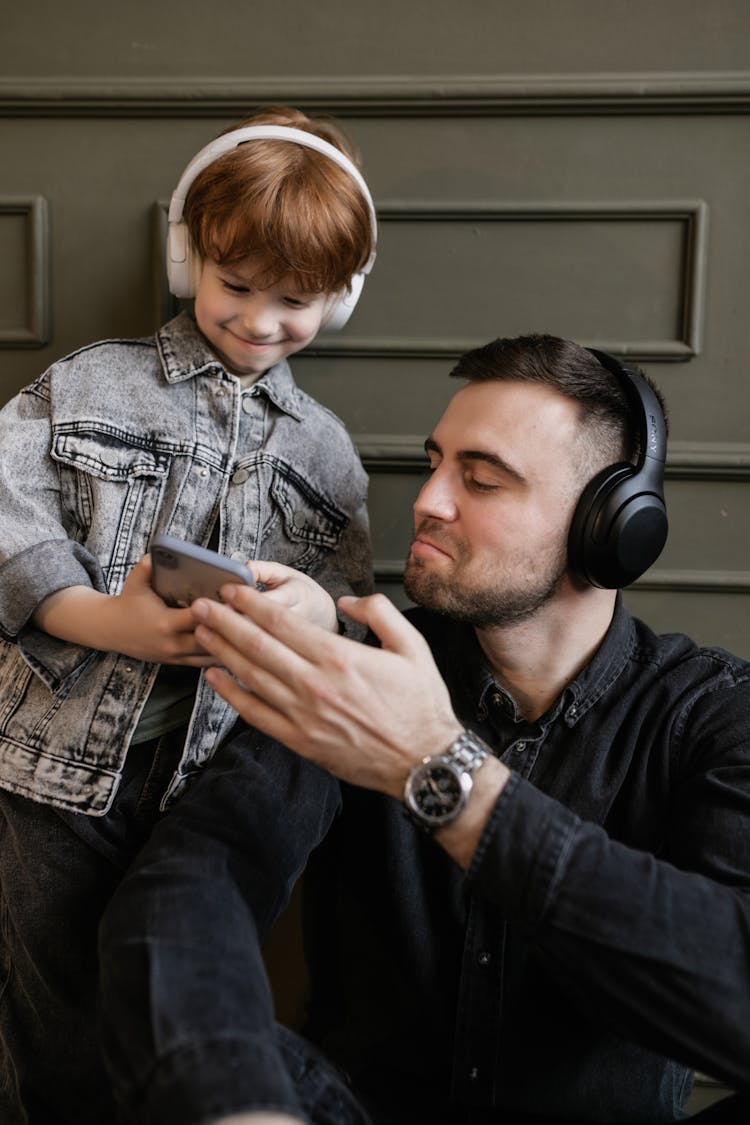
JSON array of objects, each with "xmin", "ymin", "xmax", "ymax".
[{"xmin": 0, "ymin": 311, "xmax": 371, "ymax": 815}]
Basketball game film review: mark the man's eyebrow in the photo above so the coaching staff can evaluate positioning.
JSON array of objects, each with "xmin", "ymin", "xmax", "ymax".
[{"xmin": 424, "ymin": 436, "xmax": 525, "ymax": 483}]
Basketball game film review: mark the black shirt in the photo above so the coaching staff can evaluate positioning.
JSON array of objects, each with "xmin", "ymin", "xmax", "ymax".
[{"xmin": 304, "ymin": 597, "xmax": 750, "ymax": 1123}]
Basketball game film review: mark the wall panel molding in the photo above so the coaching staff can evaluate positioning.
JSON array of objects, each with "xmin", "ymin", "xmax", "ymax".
[
  {"xmin": 310, "ymin": 200, "xmax": 707, "ymax": 361},
  {"xmin": 1, "ymin": 73, "xmax": 750, "ymax": 117},
  {"xmin": 634, "ymin": 569, "xmax": 750, "ymax": 593},
  {"xmin": 152, "ymin": 200, "xmax": 707, "ymax": 357},
  {"xmin": 0, "ymin": 195, "xmax": 49, "ymax": 347},
  {"xmin": 665, "ymin": 441, "xmax": 750, "ymax": 480},
  {"xmin": 356, "ymin": 435, "xmax": 750, "ymax": 480}
]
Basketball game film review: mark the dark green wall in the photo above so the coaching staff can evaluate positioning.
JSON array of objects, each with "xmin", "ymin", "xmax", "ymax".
[
  {"xmin": 1, "ymin": 6, "xmax": 746, "ymax": 1107},
  {"xmin": 2, "ymin": 0, "xmax": 749, "ymax": 657}
]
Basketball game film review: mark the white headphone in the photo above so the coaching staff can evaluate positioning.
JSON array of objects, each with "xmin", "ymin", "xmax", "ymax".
[{"xmin": 166, "ymin": 124, "xmax": 378, "ymax": 331}]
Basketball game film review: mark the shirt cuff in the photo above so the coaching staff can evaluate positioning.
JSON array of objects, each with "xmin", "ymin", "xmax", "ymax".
[{"xmin": 467, "ymin": 771, "xmax": 581, "ymax": 930}]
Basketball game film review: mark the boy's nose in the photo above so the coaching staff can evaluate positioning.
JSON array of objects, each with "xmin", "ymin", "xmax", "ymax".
[{"xmin": 241, "ymin": 297, "xmax": 276, "ymax": 338}]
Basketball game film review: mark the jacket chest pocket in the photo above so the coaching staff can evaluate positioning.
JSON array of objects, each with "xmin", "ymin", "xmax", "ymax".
[
  {"xmin": 52, "ymin": 428, "xmax": 172, "ymax": 592},
  {"xmin": 261, "ymin": 461, "xmax": 348, "ymax": 572}
]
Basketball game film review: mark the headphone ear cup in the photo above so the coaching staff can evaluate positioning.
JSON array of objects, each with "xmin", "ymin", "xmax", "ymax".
[
  {"xmin": 166, "ymin": 221, "xmax": 202, "ymax": 298},
  {"xmin": 569, "ymin": 463, "xmax": 668, "ymax": 589},
  {"xmin": 320, "ymin": 271, "xmax": 366, "ymax": 333}
]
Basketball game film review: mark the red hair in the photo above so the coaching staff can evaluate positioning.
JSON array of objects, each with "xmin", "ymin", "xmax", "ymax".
[{"xmin": 183, "ymin": 106, "xmax": 374, "ymax": 294}]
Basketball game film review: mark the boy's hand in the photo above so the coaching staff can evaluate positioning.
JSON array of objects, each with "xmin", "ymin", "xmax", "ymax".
[
  {"xmin": 249, "ymin": 560, "xmax": 338, "ymax": 632},
  {"xmin": 33, "ymin": 555, "xmax": 216, "ymax": 666}
]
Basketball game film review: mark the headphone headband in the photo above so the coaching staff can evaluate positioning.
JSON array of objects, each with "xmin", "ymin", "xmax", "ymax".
[
  {"xmin": 567, "ymin": 348, "xmax": 669, "ymax": 588},
  {"xmin": 166, "ymin": 123, "xmax": 377, "ymax": 327},
  {"xmin": 586, "ymin": 348, "xmax": 667, "ymax": 471}
]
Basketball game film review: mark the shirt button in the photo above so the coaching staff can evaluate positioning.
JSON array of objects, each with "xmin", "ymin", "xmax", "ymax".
[
  {"xmin": 477, "ymin": 950, "xmax": 492, "ymax": 966},
  {"xmin": 197, "ymin": 466, "xmax": 209, "ymax": 478},
  {"xmin": 512, "ymin": 741, "xmax": 526, "ymax": 753},
  {"xmin": 491, "ymin": 691, "xmax": 503, "ymax": 707},
  {"xmin": 292, "ymin": 510, "xmax": 307, "ymax": 529},
  {"xmin": 469, "ymin": 1066, "xmax": 480, "ymax": 1081},
  {"xmin": 232, "ymin": 468, "xmax": 250, "ymax": 485},
  {"xmin": 241, "ymin": 396, "xmax": 255, "ymax": 414}
]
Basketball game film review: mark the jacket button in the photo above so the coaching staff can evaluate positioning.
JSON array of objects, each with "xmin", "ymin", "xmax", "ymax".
[{"xmin": 232, "ymin": 468, "xmax": 249, "ymax": 485}]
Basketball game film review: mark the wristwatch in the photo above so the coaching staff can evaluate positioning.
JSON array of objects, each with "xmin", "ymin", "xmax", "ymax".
[{"xmin": 403, "ymin": 730, "xmax": 490, "ymax": 832}]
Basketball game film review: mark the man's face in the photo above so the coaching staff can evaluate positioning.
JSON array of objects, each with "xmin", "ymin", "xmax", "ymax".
[{"xmin": 404, "ymin": 379, "xmax": 586, "ymax": 629}]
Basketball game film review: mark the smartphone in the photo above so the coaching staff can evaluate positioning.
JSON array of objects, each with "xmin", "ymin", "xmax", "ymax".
[{"xmin": 150, "ymin": 534, "xmax": 255, "ymax": 607}]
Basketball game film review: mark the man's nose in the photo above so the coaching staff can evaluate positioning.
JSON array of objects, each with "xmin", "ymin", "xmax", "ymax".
[{"xmin": 413, "ymin": 466, "xmax": 458, "ymax": 522}]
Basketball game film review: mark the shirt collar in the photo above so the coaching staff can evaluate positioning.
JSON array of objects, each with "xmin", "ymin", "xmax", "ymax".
[
  {"xmin": 155, "ymin": 311, "xmax": 304, "ymax": 421},
  {"xmin": 558, "ymin": 593, "xmax": 636, "ymax": 726},
  {"xmin": 426, "ymin": 594, "xmax": 636, "ymax": 730}
]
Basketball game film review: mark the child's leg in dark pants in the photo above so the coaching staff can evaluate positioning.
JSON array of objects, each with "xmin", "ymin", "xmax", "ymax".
[
  {"xmin": 98, "ymin": 727, "xmax": 362, "ymax": 1125},
  {"xmin": 0, "ymin": 732, "xmax": 185, "ymax": 1125}
]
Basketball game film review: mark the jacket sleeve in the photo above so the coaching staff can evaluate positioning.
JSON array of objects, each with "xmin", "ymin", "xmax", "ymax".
[
  {"xmin": 0, "ymin": 373, "xmax": 106, "ymax": 686},
  {"xmin": 466, "ymin": 679, "xmax": 750, "ymax": 1094}
]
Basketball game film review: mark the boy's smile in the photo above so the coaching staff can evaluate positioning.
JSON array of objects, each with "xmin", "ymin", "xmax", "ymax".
[{"xmin": 194, "ymin": 257, "xmax": 330, "ymax": 381}]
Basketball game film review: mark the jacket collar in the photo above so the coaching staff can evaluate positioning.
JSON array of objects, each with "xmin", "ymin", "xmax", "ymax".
[{"xmin": 155, "ymin": 311, "xmax": 304, "ymax": 421}]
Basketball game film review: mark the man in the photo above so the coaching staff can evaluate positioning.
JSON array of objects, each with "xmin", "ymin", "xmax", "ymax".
[{"xmin": 99, "ymin": 335, "xmax": 750, "ymax": 1124}]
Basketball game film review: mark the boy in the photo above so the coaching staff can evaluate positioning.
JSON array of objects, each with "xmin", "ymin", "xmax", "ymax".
[{"xmin": 0, "ymin": 105, "xmax": 377, "ymax": 1124}]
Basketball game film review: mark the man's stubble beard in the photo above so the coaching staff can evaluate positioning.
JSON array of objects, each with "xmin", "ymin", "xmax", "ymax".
[{"xmin": 403, "ymin": 541, "xmax": 569, "ymax": 630}]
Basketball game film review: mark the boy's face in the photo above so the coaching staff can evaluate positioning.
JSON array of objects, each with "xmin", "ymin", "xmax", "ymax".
[{"xmin": 194, "ymin": 257, "xmax": 331, "ymax": 380}]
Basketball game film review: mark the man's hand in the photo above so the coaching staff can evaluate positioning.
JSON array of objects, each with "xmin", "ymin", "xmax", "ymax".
[{"xmin": 191, "ymin": 586, "xmax": 464, "ymax": 799}]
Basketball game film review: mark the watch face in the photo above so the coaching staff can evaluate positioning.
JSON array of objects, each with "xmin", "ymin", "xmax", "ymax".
[{"xmin": 406, "ymin": 758, "xmax": 471, "ymax": 828}]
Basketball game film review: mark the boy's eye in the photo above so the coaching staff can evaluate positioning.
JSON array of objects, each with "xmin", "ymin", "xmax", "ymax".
[{"xmin": 222, "ymin": 280, "xmax": 248, "ymax": 294}]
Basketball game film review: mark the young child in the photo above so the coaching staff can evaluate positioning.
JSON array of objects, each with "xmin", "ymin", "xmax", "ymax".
[{"xmin": 0, "ymin": 105, "xmax": 377, "ymax": 1125}]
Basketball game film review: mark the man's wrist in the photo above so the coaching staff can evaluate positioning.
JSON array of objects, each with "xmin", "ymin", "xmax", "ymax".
[
  {"xmin": 403, "ymin": 729, "xmax": 492, "ymax": 833},
  {"xmin": 436, "ymin": 753, "xmax": 510, "ymax": 868}
]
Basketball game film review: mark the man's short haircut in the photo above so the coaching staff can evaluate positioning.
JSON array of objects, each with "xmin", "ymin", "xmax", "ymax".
[
  {"xmin": 449, "ymin": 334, "xmax": 668, "ymax": 476},
  {"xmin": 183, "ymin": 105, "xmax": 374, "ymax": 295}
]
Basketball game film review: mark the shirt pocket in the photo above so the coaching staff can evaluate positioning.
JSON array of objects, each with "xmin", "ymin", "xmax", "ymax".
[
  {"xmin": 51, "ymin": 426, "xmax": 172, "ymax": 592},
  {"xmin": 261, "ymin": 458, "xmax": 349, "ymax": 572}
]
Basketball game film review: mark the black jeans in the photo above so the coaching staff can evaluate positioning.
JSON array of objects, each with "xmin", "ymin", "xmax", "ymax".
[
  {"xmin": 98, "ymin": 727, "xmax": 352, "ymax": 1124},
  {"xmin": 0, "ymin": 730, "xmax": 188, "ymax": 1125},
  {"xmin": 0, "ymin": 725, "xmax": 366, "ymax": 1125}
]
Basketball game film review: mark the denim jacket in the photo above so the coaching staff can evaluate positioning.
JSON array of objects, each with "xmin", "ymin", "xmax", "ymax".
[{"xmin": 0, "ymin": 312, "xmax": 372, "ymax": 815}]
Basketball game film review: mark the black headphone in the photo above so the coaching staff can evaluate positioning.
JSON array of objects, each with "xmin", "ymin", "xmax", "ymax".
[{"xmin": 567, "ymin": 349, "xmax": 668, "ymax": 589}]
